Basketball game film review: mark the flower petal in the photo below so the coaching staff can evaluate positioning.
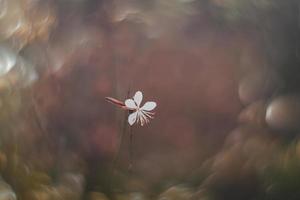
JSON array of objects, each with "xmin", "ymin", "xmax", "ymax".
[
  {"xmin": 128, "ymin": 111, "xmax": 137, "ymax": 126},
  {"xmin": 125, "ymin": 99, "xmax": 137, "ymax": 109},
  {"xmin": 141, "ymin": 101, "xmax": 157, "ymax": 111},
  {"xmin": 133, "ymin": 91, "xmax": 143, "ymax": 107}
]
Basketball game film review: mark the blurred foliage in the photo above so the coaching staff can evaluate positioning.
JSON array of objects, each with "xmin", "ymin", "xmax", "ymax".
[
  {"xmin": 0, "ymin": 0, "xmax": 299, "ymax": 200},
  {"xmin": 259, "ymin": 143, "xmax": 300, "ymax": 200}
]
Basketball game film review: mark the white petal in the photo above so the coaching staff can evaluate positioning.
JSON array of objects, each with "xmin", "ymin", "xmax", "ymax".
[
  {"xmin": 125, "ymin": 99, "xmax": 137, "ymax": 109},
  {"xmin": 141, "ymin": 101, "xmax": 157, "ymax": 111},
  {"xmin": 128, "ymin": 111, "xmax": 137, "ymax": 126},
  {"xmin": 133, "ymin": 91, "xmax": 143, "ymax": 107}
]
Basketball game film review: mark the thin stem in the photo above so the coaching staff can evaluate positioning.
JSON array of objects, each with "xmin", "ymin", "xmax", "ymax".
[
  {"xmin": 128, "ymin": 127, "xmax": 133, "ymax": 172},
  {"xmin": 30, "ymin": 89, "xmax": 48, "ymax": 137},
  {"xmin": 110, "ymin": 88, "xmax": 131, "ymax": 191},
  {"xmin": 111, "ymin": 109, "xmax": 128, "ymax": 172}
]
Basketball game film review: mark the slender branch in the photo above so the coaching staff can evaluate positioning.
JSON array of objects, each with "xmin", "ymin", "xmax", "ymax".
[
  {"xmin": 111, "ymin": 110, "xmax": 128, "ymax": 171},
  {"xmin": 110, "ymin": 88, "xmax": 131, "ymax": 191},
  {"xmin": 128, "ymin": 126, "xmax": 133, "ymax": 172}
]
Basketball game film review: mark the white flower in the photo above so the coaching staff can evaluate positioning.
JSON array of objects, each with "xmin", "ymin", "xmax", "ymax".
[{"xmin": 125, "ymin": 91, "xmax": 157, "ymax": 126}]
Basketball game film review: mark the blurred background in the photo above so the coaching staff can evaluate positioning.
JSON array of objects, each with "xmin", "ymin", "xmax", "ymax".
[{"xmin": 0, "ymin": 0, "xmax": 300, "ymax": 199}]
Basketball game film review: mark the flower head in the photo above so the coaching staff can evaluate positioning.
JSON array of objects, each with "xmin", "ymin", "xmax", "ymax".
[{"xmin": 125, "ymin": 91, "xmax": 157, "ymax": 126}]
